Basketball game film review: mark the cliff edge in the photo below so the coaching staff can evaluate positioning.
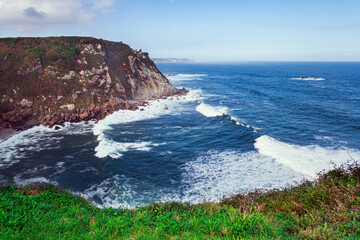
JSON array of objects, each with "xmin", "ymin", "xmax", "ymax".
[{"xmin": 0, "ymin": 37, "xmax": 187, "ymax": 130}]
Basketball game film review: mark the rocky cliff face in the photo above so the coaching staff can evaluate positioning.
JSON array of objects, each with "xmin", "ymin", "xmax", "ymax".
[{"xmin": 0, "ymin": 37, "xmax": 186, "ymax": 129}]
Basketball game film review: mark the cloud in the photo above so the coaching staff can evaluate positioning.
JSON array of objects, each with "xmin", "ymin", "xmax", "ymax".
[
  {"xmin": 23, "ymin": 7, "xmax": 47, "ymax": 19},
  {"xmin": 0, "ymin": 0, "xmax": 115, "ymax": 32}
]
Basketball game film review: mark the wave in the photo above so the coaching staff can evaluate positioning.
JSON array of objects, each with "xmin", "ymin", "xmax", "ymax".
[
  {"xmin": 290, "ymin": 77, "xmax": 325, "ymax": 81},
  {"xmin": 82, "ymin": 174, "xmax": 135, "ymax": 208},
  {"xmin": 195, "ymin": 102, "xmax": 246, "ymax": 127},
  {"xmin": 162, "ymin": 135, "xmax": 360, "ymax": 204},
  {"xmin": 254, "ymin": 135, "xmax": 360, "ymax": 177},
  {"xmin": 0, "ymin": 126, "xmax": 63, "ymax": 169},
  {"xmin": 95, "ymin": 140, "xmax": 159, "ymax": 158},
  {"xmin": 0, "ymin": 123, "xmax": 93, "ymax": 169},
  {"xmin": 166, "ymin": 74, "xmax": 207, "ymax": 82},
  {"xmin": 93, "ymin": 89, "xmax": 203, "ymax": 158},
  {"xmin": 196, "ymin": 102, "xmax": 228, "ymax": 118},
  {"xmin": 81, "ymin": 174, "xmax": 173, "ymax": 209},
  {"xmin": 170, "ymin": 150, "xmax": 304, "ymax": 203},
  {"xmin": 14, "ymin": 176, "xmax": 58, "ymax": 186}
]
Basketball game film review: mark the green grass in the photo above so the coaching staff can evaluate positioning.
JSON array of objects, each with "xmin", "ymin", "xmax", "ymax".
[{"xmin": 0, "ymin": 162, "xmax": 359, "ymax": 239}]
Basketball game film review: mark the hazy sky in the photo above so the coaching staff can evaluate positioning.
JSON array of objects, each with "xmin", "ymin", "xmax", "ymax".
[{"xmin": 0, "ymin": 0, "xmax": 360, "ymax": 61}]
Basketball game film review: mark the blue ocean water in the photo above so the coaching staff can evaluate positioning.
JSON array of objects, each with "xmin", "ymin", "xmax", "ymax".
[{"xmin": 1, "ymin": 62, "xmax": 359, "ymax": 208}]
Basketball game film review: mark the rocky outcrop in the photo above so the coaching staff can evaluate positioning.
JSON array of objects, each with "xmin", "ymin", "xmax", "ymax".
[{"xmin": 0, "ymin": 37, "xmax": 187, "ymax": 130}]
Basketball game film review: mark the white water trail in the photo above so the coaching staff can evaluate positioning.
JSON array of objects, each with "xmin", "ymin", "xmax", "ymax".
[{"xmin": 93, "ymin": 89, "xmax": 203, "ymax": 158}]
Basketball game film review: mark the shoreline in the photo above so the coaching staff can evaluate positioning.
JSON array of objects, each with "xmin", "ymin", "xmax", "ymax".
[
  {"xmin": 0, "ymin": 161, "xmax": 359, "ymax": 239},
  {"xmin": 0, "ymin": 89, "xmax": 188, "ymax": 142}
]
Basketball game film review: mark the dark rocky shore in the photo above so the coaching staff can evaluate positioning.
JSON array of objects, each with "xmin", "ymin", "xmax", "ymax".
[{"xmin": 0, "ymin": 37, "xmax": 187, "ymax": 132}]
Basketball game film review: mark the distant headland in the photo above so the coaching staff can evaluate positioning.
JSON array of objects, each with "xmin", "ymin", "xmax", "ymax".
[{"xmin": 152, "ymin": 58, "xmax": 194, "ymax": 63}]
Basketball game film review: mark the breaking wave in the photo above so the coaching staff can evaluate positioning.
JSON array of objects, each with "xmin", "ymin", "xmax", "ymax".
[
  {"xmin": 290, "ymin": 77, "xmax": 325, "ymax": 81},
  {"xmin": 254, "ymin": 135, "xmax": 360, "ymax": 177},
  {"xmin": 170, "ymin": 150, "xmax": 303, "ymax": 203},
  {"xmin": 0, "ymin": 123, "xmax": 93, "ymax": 169},
  {"xmin": 82, "ymin": 174, "xmax": 135, "ymax": 208},
  {"xmin": 195, "ymin": 102, "xmax": 246, "ymax": 126},
  {"xmin": 93, "ymin": 89, "xmax": 203, "ymax": 158}
]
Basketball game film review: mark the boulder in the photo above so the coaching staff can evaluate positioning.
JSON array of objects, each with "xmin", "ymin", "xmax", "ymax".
[
  {"xmin": 19, "ymin": 99, "xmax": 33, "ymax": 108},
  {"xmin": 60, "ymin": 104, "xmax": 75, "ymax": 111},
  {"xmin": 79, "ymin": 111, "xmax": 89, "ymax": 120}
]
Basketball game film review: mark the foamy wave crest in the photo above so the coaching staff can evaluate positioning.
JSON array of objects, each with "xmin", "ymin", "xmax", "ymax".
[
  {"xmin": 196, "ymin": 103, "xmax": 244, "ymax": 126},
  {"xmin": 167, "ymin": 74, "xmax": 207, "ymax": 82},
  {"xmin": 290, "ymin": 77, "xmax": 325, "ymax": 81},
  {"xmin": 93, "ymin": 89, "xmax": 203, "ymax": 158},
  {"xmin": 95, "ymin": 140, "xmax": 154, "ymax": 158},
  {"xmin": 175, "ymin": 150, "xmax": 303, "ymax": 203},
  {"xmin": 14, "ymin": 176, "xmax": 58, "ymax": 186},
  {"xmin": 0, "ymin": 126, "xmax": 62, "ymax": 169},
  {"xmin": 82, "ymin": 175, "xmax": 135, "ymax": 208},
  {"xmin": 196, "ymin": 102, "xmax": 228, "ymax": 117},
  {"xmin": 255, "ymin": 135, "xmax": 360, "ymax": 177}
]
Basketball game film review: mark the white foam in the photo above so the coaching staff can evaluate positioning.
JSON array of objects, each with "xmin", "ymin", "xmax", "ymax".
[
  {"xmin": 196, "ymin": 102, "xmax": 228, "ymax": 117},
  {"xmin": 95, "ymin": 140, "xmax": 153, "ymax": 158},
  {"xmin": 0, "ymin": 122, "xmax": 93, "ymax": 169},
  {"xmin": 167, "ymin": 74, "xmax": 207, "ymax": 82},
  {"xmin": 290, "ymin": 77, "xmax": 325, "ymax": 81},
  {"xmin": 93, "ymin": 89, "xmax": 202, "ymax": 159},
  {"xmin": 162, "ymin": 150, "xmax": 303, "ymax": 204},
  {"xmin": 314, "ymin": 135, "xmax": 334, "ymax": 141},
  {"xmin": 196, "ymin": 102, "xmax": 244, "ymax": 126},
  {"xmin": 14, "ymin": 176, "xmax": 58, "ymax": 186},
  {"xmin": 82, "ymin": 174, "xmax": 135, "ymax": 209},
  {"xmin": 0, "ymin": 126, "xmax": 61, "ymax": 169},
  {"xmin": 254, "ymin": 135, "xmax": 360, "ymax": 177}
]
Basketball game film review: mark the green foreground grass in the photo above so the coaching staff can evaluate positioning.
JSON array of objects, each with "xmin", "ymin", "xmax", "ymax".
[{"xmin": 1, "ymin": 162, "xmax": 359, "ymax": 239}]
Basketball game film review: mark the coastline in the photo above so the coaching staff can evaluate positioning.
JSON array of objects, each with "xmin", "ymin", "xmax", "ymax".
[
  {"xmin": 0, "ymin": 37, "xmax": 187, "ymax": 134},
  {"xmin": 0, "ymin": 89, "xmax": 188, "ymax": 143}
]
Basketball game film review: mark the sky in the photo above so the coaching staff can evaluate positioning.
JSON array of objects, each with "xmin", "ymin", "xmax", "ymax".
[{"xmin": 0, "ymin": 0, "xmax": 359, "ymax": 62}]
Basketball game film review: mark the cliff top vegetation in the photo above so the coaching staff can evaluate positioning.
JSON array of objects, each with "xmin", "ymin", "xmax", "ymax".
[{"xmin": 1, "ymin": 161, "xmax": 359, "ymax": 239}]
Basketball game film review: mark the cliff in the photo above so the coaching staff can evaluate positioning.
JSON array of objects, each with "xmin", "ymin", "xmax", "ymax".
[{"xmin": 0, "ymin": 37, "xmax": 187, "ymax": 130}]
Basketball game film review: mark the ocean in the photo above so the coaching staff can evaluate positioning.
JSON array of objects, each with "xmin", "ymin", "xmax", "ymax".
[{"xmin": 1, "ymin": 62, "xmax": 359, "ymax": 208}]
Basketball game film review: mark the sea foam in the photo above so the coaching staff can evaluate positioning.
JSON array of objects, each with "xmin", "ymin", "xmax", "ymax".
[
  {"xmin": 163, "ymin": 135, "xmax": 360, "ymax": 204},
  {"xmin": 196, "ymin": 102, "xmax": 245, "ymax": 126},
  {"xmin": 82, "ymin": 174, "xmax": 135, "ymax": 208},
  {"xmin": 290, "ymin": 77, "xmax": 325, "ymax": 81},
  {"xmin": 93, "ymin": 89, "xmax": 203, "ymax": 159},
  {"xmin": 196, "ymin": 102, "xmax": 228, "ymax": 117},
  {"xmin": 0, "ymin": 122, "xmax": 93, "ymax": 169},
  {"xmin": 95, "ymin": 140, "xmax": 153, "ymax": 158},
  {"xmin": 163, "ymin": 150, "xmax": 304, "ymax": 204},
  {"xmin": 254, "ymin": 135, "xmax": 360, "ymax": 177}
]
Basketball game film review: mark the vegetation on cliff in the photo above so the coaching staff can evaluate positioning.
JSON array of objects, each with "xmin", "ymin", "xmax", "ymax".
[
  {"xmin": 0, "ymin": 37, "xmax": 186, "ymax": 130},
  {"xmin": 0, "ymin": 162, "xmax": 359, "ymax": 239}
]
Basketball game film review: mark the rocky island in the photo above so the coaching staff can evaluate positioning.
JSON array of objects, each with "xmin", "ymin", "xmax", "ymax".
[{"xmin": 0, "ymin": 37, "xmax": 187, "ymax": 131}]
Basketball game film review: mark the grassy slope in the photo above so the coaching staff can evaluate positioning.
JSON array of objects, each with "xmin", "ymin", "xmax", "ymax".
[{"xmin": 0, "ymin": 162, "xmax": 359, "ymax": 239}]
